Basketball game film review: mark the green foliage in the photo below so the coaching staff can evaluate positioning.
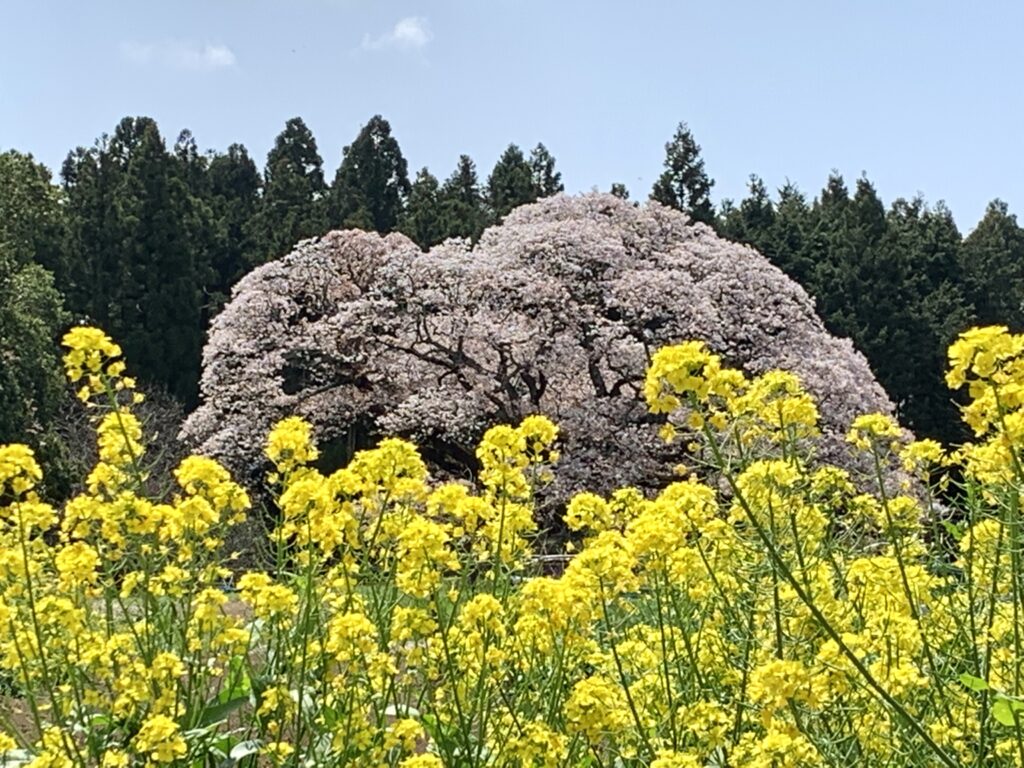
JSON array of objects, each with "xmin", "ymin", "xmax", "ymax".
[
  {"xmin": 328, "ymin": 114, "xmax": 411, "ymax": 234},
  {"xmin": 400, "ymin": 167, "xmax": 444, "ymax": 249},
  {"xmin": 719, "ymin": 175, "xmax": 775, "ymax": 248},
  {"xmin": 770, "ymin": 182, "xmax": 817, "ymax": 287},
  {"xmin": 207, "ymin": 143, "xmax": 263, "ymax": 312},
  {"xmin": 487, "ymin": 144, "xmax": 536, "ymax": 220},
  {"xmin": 173, "ymin": 130, "xmax": 220, "ymax": 326},
  {"xmin": 439, "ymin": 154, "xmax": 488, "ymax": 241},
  {"xmin": 0, "ymin": 260, "xmax": 67, "ymax": 431},
  {"xmin": 719, "ymin": 172, "xmax": 974, "ymax": 446},
  {"xmin": 0, "ymin": 151, "xmax": 66, "ymax": 279},
  {"xmin": 250, "ymin": 117, "xmax": 328, "ymax": 259},
  {"xmin": 61, "ymin": 117, "xmax": 205, "ymax": 403},
  {"xmin": 960, "ymin": 200, "xmax": 1024, "ymax": 330},
  {"xmin": 529, "ymin": 142, "xmax": 564, "ymax": 198},
  {"xmin": 651, "ymin": 121, "xmax": 715, "ymax": 225},
  {"xmin": 0, "ymin": 152, "xmax": 72, "ymax": 497}
]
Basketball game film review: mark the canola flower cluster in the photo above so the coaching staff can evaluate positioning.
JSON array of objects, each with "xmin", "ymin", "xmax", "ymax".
[{"xmin": 1, "ymin": 326, "xmax": 1024, "ymax": 766}]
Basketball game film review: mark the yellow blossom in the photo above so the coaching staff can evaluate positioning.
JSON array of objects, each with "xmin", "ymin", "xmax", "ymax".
[
  {"xmin": 132, "ymin": 714, "xmax": 187, "ymax": 763},
  {"xmin": 564, "ymin": 675, "xmax": 632, "ymax": 744}
]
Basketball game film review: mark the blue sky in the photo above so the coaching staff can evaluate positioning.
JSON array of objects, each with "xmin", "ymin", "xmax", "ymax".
[{"xmin": 1, "ymin": 1, "xmax": 1021, "ymax": 230}]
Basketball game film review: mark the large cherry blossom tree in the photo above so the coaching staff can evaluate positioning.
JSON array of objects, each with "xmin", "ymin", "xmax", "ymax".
[{"xmin": 182, "ymin": 194, "xmax": 896, "ymax": 526}]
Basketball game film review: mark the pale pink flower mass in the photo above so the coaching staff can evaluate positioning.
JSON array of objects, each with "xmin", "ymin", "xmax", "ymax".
[{"xmin": 182, "ymin": 194, "xmax": 895, "ymax": 520}]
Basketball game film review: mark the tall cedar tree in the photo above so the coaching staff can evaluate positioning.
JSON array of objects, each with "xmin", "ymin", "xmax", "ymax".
[
  {"xmin": 173, "ymin": 130, "xmax": 219, "ymax": 326},
  {"xmin": 439, "ymin": 155, "xmax": 488, "ymax": 242},
  {"xmin": 882, "ymin": 197, "xmax": 972, "ymax": 442},
  {"xmin": 960, "ymin": 200, "xmax": 1024, "ymax": 330},
  {"xmin": 329, "ymin": 115, "xmax": 411, "ymax": 233},
  {"xmin": 208, "ymin": 143, "xmax": 262, "ymax": 312},
  {"xmin": 487, "ymin": 144, "xmax": 536, "ymax": 220},
  {"xmin": 62, "ymin": 142, "xmax": 120, "ymax": 323},
  {"xmin": 62, "ymin": 117, "xmax": 203, "ymax": 403},
  {"xmin": 719, "ymin": 175, "xmax": 776, "ymax": 256},
  {"xmin": 529, "ymin": 143, "xmax": 564, "ymax": 198},
  {"xmin": 770, "ymin": 182, "xmax": 815, "ymax": 287},
  {"xmin": 0, "ymin": 151, "xmax": 71, "ymax": 496},
  {"xmin": 117, "ymin": 118, "xmax": 204, "ymax": 403},
  {"xmin": 651, "ymin": 122, "xmax": 715, "ymax": 225},
  {"xmin": 400, "ymin": 168, "xmax": 444, "ymax": 249},
  {"xmin": 251, "ymin": 117, "xmax": 327, "ymax": 259}
]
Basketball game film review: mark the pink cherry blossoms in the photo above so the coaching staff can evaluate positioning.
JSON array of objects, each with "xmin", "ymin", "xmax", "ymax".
[{"xmin": 181, "ymin": 194, "xmax": 897, "ymax": 522}]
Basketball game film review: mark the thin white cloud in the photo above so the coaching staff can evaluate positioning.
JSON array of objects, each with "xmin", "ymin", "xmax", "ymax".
[
  {"xmin": 119, "ymin": 40, "xmax": 237, "ymax": 71},
  {"xmin": 360, "ymin": 16, "xmax": 432, "ymax": 52}
]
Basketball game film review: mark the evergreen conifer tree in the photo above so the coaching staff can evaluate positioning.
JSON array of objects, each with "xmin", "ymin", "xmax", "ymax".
[
  {"xmin": 650, "ymin": 122, "xmax": 715, "ymax": 225},
  {"xmin": 769, "ymin": 182, "xmax": 814, "ymax": 287},
  {"xmin": 960, "ymin": 200, "xmax": 1024, "ymax": 329},
  {"xmin": 0, "ymin": 151, "xmax": 71, "ymax": 495},
  {"xmin": 876, "ymin": 197, "xmax": 972, "ymax": 442},
  {"xmin": 487, "ymin": 144, "xmax": 536, "ymax": 220},
  {"xmin": 61, "ymin": 143, "xmax": 121, "ymax": 323},
  {"xmin": 808, "ymin": 173, "xmax": 859, "ymax": 335},
  {"xmin": 62, "ymin": 117, "xmax": 203, "ymax": 402},
  {"xmin": 529, "ymin": 143, "xmax": 564, "ymax": 198},
  {"xmin": 208, "ymin": 144, "xmax": 262, "ymax": 309},
  {"xmin": 329, "ymin": 115, "xmax": 411, "ymax": 233},
  {"xmin": 173, "ymin": 130, "xmax": 219, "ymax": 326},
  {"xmin": 173, "ymin": 130, "xmax": 209, "ymax": 194},
  {"xmin": 251, "ymin": 117, "xmax": 327, "ymax": 259},
  {"xmin": 111, "ymin": 117, "xmax": 203, "ymax": 402},
  {"xmin": 718, "ymin": 175, "xmax": 775, "ymax": 256},
  {"xmin": 439, "ymin": 155, "xmax": 488, "ymax": 241},
  {"xmin": 400, "ymin": 168, "xmax": 443, "ymax": 249}
]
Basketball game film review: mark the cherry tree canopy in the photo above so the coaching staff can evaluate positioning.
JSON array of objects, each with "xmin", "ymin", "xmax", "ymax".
[{"xmin": 182, "ymin": 194, "xmax": 896, "ymax": 521}]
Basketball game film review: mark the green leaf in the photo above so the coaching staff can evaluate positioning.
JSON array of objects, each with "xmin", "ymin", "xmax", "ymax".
[
  {"xmin": 992, "ymin": 696, "xmax": 1024, "ymax": 727},
  {"xmin": 199, "ymin": 693, "xmax": 251, "ymax": 728},
  {"xmin": 219, "ymin": 656, "xmax": 251, "ymax": 702},
  {"xmin": 941, "ymin": 520, "xmax": 964, "ymax": 540},
  {"xmin": 959, "ymin": 673, "xmax": 990, "ymax": 692},
  {"xmin": 420, "ymin": 713, "xmax": 439, "ymax": 741}
]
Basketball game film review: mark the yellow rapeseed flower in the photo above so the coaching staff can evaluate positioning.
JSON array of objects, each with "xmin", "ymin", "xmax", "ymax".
[
  {"xmin": 265, "ymin": 416, "xmax": 320, "ymax": 477},
  {"xmin": 564, "ymin": 675, "xmax": 632, "ymax": 744},
  {"xmin": 132, "ymin": 714, "xmax": 187, "ymax": 763},
  {"xmin": 0, "ymin": 443, "xmax": 43, "ymax": 498}
]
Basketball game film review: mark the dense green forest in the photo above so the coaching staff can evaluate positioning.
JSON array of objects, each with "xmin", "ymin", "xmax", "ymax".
[{"xmin": 3, "ymin": 115, "xmax": 1022, "ymax": 495}]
